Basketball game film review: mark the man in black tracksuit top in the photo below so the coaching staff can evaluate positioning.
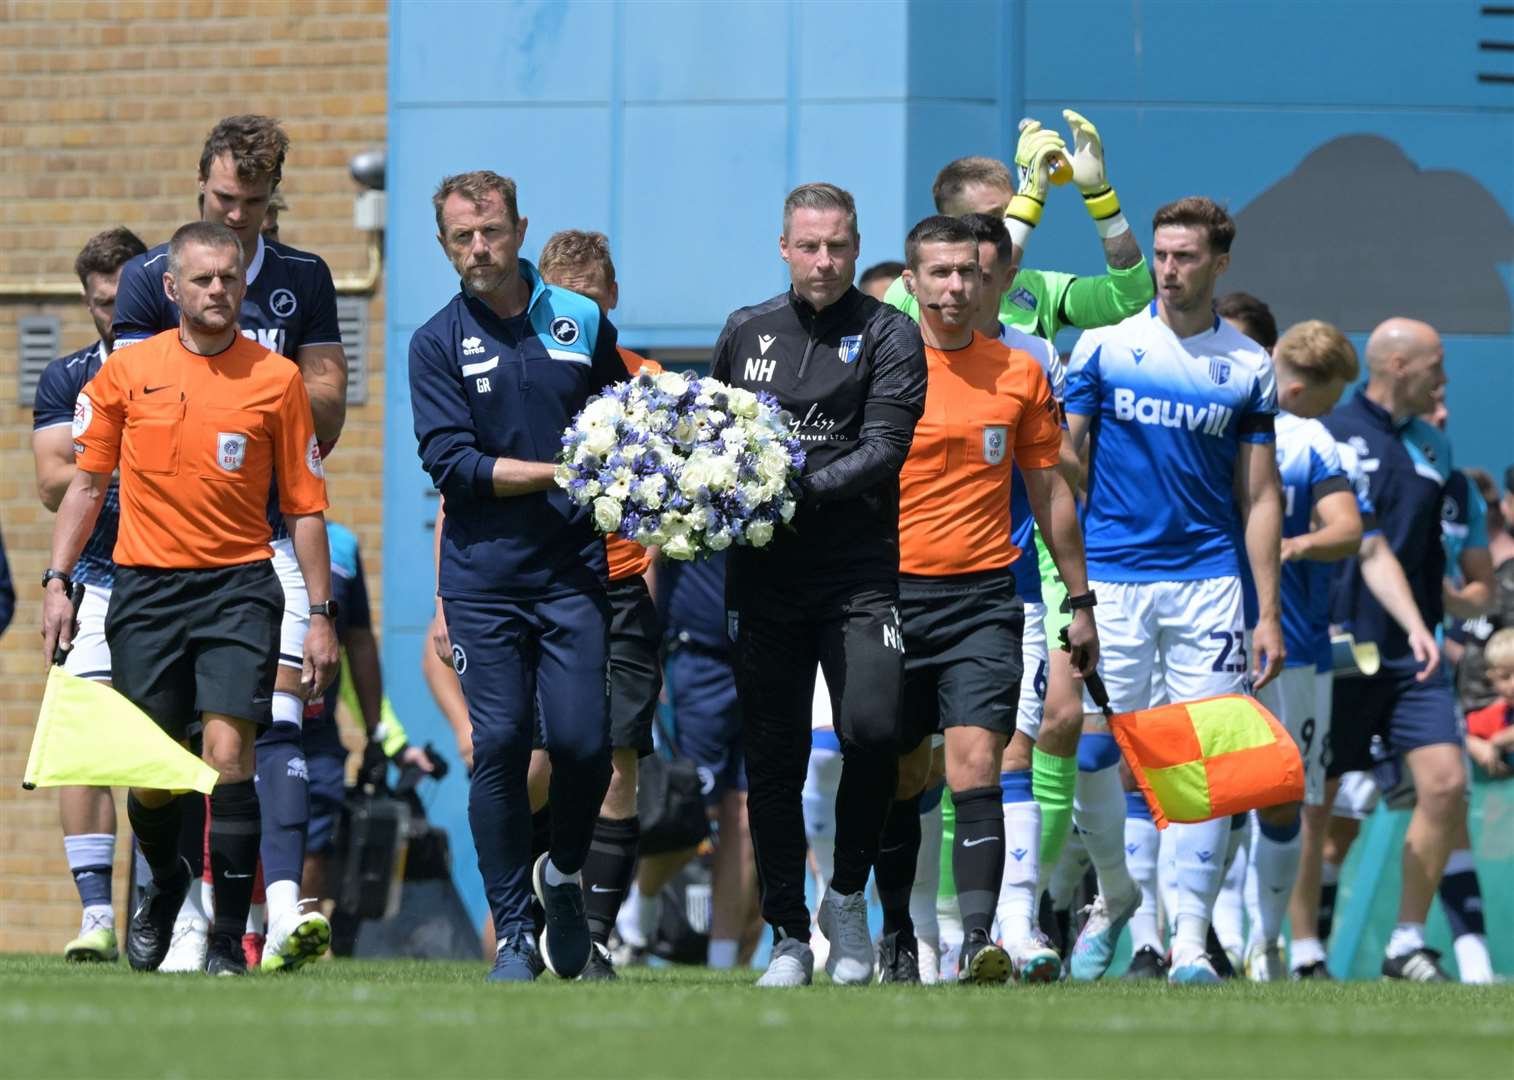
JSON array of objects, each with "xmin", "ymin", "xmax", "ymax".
[{"xmin": 711, "ymin": 183, "xmax": 927, "ymax": 987}]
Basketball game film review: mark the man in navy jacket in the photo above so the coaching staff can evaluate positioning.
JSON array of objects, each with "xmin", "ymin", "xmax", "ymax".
[{"xmin": 409, "ymin": 171, "xmax": 624, "ymax": 983}]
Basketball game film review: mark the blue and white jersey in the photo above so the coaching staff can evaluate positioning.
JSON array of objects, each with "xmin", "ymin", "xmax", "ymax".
[
  {"xmin": 410, "ymin": 259, "xmax": 625, "ymax": 600},
  {"xmin": 1275, "ymin": 412, "xmax": 1359, "ymax": 671},
  {"xmin": 32, "ymin": 341, "xmax": 119, "ymax": 588},
  {"xmin": 1003, "ymin": 324, "xmax": 1064, "ymax": 605},
  {"xmin": 1064, "ymin": 303, "xmax": 1277, "ymax": 583},
  {"xmin": 112, "ymin": 235, "xmax": 342, "ymax": 542}
]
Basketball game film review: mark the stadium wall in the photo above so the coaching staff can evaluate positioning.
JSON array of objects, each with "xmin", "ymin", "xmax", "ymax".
[
  {"xmin": 0, "ymin": 0, "xmax": 388, "ymax": 953},
  {"xmin": 384, "ymin": 0, "xmax": 1513, "ymax": 931}
]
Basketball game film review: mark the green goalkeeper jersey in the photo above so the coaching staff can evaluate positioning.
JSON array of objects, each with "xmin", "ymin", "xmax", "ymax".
[{"xmin": 882, "ymin": 260, "xmax": 1152, "ymax": 341}]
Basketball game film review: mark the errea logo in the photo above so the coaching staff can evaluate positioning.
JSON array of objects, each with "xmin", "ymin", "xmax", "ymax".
[
  {"xmin": 1113, "ymin": 387, "xmax": 1232, "ymax": 437},
  {"xmin": 462, "ymin": 336, "xmax": 485, "ymax": 356}
]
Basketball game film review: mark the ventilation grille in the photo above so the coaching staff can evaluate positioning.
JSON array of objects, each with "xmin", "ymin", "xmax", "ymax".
[{"xmin": 18, "ymin": 315, "xmax": 61, "ymax": 406}]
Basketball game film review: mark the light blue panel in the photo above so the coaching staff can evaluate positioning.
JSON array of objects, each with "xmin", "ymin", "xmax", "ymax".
[
  {"xmin": 1024, "ymin": 0, "xmax": 1509, "ymax": 109},
  {"xmin": 1418, "ymin": 336, "xmax": 1512, "ymax": 476},
  {"xmin": 906, "ymin": 0, "xmax": 1000, "ymax": 101},
  {"xmin": 797, "ymin": 0, "xmax": 909, "ymax": 100},
  {"xmin": 387, "ymin": 105, "xmax": 613, "ymax": 329},
  {"xmin": 795, "ymin": 102, "xmax": 909, "ymax": 263},
  {"xmin": 391, "ymin": 0, "xmax": 612, "ymax": 104},
  {"xmin": 615, "ymin": 103, "xmax": 791, "ymax": 332},
  {"xmin": 903, "ymin": 101, "xmax": 1004, "ymax": 218},
  {"xmin": 622, "ymin": 0, "xmax": 789, "ymax": 102}
]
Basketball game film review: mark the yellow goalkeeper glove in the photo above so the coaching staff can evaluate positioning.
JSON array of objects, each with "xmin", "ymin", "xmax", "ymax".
[
  {"xmin": 1062, "ymin": 109, "xmax": 1123, "ymax": 227},
  {"xmin": 1006, "ymin": 119, "xmax": 1068, "ymax": 245}
]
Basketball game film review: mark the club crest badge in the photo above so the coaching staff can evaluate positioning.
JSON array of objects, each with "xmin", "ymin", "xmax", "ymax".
[
  {"xmin": 217, "ymin": 432, "xmax": 247, "ymax": 472},
  {"xmin": 550, "ymin": 316, "xmax": 580, "ymax": 345},
  {"xmin": 1209, "ymin": 358, "xmax": 1232, "ymax": 385},
  {"xmin": 983, "ymin": 425, "xmax": 1008, "ymax": 465},
  {"xmin": 838, "ymin": 335, "xmax": 862, "ymax": 364}
]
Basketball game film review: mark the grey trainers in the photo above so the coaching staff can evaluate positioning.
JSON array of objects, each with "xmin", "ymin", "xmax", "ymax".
[
  {"xmin": 756, "ymin": 934, "xmax": 814, "ymax": 987},
  {"xmin": 817, "ymin": 888, "xmax": 874, "ymax": 985}
]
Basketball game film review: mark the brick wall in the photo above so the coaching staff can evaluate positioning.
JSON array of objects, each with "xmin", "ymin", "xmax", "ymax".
[{"xmin": 0, "ymin": 0, "xmax": 387, "ymax": 953}]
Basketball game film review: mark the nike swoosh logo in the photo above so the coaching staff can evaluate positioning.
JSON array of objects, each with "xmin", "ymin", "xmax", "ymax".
[
  {"xmin": 223, "ymin": 872, "xmax": 254, "ymax": 879},
  {"xmin": 144, "ymin": 384, "xmax": 170, "ymax": 394},
  {"xmin": 962, "ymin": 836, "xmax": 999, "ymax": 848},
  {"xmin": 589, "ymin": 885, "xmax": 616, "ymax": 893}
]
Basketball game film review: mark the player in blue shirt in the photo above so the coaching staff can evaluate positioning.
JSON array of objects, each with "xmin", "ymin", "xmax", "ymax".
[
  {"xmin": 409, "ymin": 171, "xmax": 625, "ymax": 982},
  {"xmin": 1061, "ymin": 197, "xmax": 1284, "ymax": 985},
  {"xmin": 30, "ymin": 227, "xmax": 148, "ymax": 964},
  {"xmin": 1321, "ymin": 317, "xmax": 1472, "ymax": 981},
  {"xmin": 110, "ymin": 116, "xmax": 346, "ymax": 973}
]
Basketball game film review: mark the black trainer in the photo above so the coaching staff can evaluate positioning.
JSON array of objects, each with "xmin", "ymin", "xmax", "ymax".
[
  {"xmin": 204, "ymin": 932, "xmax": 248, "ymax": 976},
  {"xmin": 1291, "ymin": 959, "xmax": 1332, "ymax": 980},
  {"xmin": 125, "ymin": 857, "xmax": 193, "ymax": 972},
  {"xmin": 1382, "ymin": 947, "xmax": 1449, "ymax": 982},
  {"xmin": 532, "ymin": 853, "xmax": 591, "ymax": 978},
  {"xmin": 1123, "ymin": 945, "xmax": 1169, "ymax": 980},
  {"xmin": 957, "ymin": 929, "xmax": 1010, "ymax": 985},
  {"xmin": 579, "ymin": 941, "xmax": 618, "ymax": 981},
  {"xmin": 877, "ymin": 930, "xmax": 921, "ymax": 985},
  {"xmin": 1205, "ymin": 927, "xmax": 1236, "ymax": 979}
]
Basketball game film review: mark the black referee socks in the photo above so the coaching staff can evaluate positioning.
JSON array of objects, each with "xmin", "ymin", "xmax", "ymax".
[
  {"xmin": 582, "ymin": 815, "xmax": 640, "ymax": 945},
  {"xmin": 952, "ymin": 787, "xmax": 1004, "ymax": 939},
  {"xmin": 126, "ymin": 792, "xmax": 187, "ymax": 884},
  {"xmin": 208, "ymin": 779, "xmax": 261, "ymax": 940}
]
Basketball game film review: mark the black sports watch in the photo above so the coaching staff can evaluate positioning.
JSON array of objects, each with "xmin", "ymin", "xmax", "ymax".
[
  {"xmin": 41, "ymin": 568, "xmax": 73, "ymax": 592},
  {"xmin": 1062, "ymin": 591, "xmax": 1098, "ymax": 612},
  {"xmin": 309, "ymin": 600, "xmax": 340, "ymax": 620}
]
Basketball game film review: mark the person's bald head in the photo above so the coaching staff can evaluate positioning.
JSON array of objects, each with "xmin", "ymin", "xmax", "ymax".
[{"xmin": 1364, "ymin": 317, "xmax": 1445, "ymax": 419}]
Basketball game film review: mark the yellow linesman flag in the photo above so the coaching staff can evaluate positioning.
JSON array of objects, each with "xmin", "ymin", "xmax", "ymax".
[
  {"xmin": 1109, "ymin": 694, "xmax": 1305, "ymax": 830},
  {"xmin": 22, "ymin": 667, "xmax": 218, "ymax": 794}
]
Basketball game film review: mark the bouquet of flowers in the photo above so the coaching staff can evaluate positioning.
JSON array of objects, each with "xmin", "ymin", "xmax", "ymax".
[{"xmin": 556, "ymin": 368, "xmax": 805, "ymax": 560}]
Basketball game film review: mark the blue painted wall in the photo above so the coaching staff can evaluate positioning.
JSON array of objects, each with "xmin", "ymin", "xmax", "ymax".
[{"xmin": 385, "ymin": 0, "xmax": 1514, "ymax": 928}]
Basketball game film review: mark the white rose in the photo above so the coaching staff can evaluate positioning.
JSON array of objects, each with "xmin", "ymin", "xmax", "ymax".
[
  {"xmin": 706, "ymin": 529, "xmax": 733, "ymax": 552},
  {"xmin": 720, "ymin": 427, "xmax": 748, "ymax": 452},
  {"xmin": 759, "ymin": 443, "xmax": 790, "ymax": 477},
  {"xmin": 727, "ymin": 388, "xmax": 760, "ymax": 419},
  {"xmin": 553, "ymin": 462, "xmax": 574, "ymax": 491},
  {"xmin": 583, "ymin": 422, "xmax": 617, "ymax": 456},
  {"xmin": 581, "ymin": 395, "xmax": 623, "ymax": 426},
  {"xmin": 663, "ymin": 534, "xmax": 696, "ymax": 560},
  {"xmin": 655, "ymin": 371, "xmax": 689, "ymax": 396},
  {"xmin": 679, "ymin": 455, "xmax": 715, "ymax": 495},
  {"xmin": 779, "ymin": 498, "xmax": 796, "ymax": 522},
  {"xmin": 592, "ymin": 496, "xmax": 623, "ymax": 533},
  {"xmin": 746, "ymin": 520, "xmax": 774, "ymax": 547},
  {"xmin": 686, "ymin": 505, "xmax": 712, "ymax": 531},
  {"xmin": 583, "ymin": 478, "xmax": 602, "ymax": 498},
  {"xmin": 704, "ymin": 454, "xmax": 739, "ymax": 491}
]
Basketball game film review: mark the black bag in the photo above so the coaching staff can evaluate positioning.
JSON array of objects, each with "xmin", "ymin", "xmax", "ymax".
[{"xmin": 636, "ymin": 708, "xmax": 710, "ymax": 855}]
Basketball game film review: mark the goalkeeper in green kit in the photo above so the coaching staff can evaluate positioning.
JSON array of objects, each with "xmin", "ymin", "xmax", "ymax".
[{"xmin": 884, "ymin": 111, "xmax": 1150, "ymax": 979}]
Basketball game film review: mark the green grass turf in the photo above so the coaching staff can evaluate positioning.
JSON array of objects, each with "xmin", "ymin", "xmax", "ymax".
[{"xmin": 1, "ymin": 955, "xmax": 1510, "ymax": 1079}]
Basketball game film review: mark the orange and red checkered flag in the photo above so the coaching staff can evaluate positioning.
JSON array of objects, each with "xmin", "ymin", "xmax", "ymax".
[{"xmin": 1085, "ymin": 673, "xmax": 1304, "ymax": 830}]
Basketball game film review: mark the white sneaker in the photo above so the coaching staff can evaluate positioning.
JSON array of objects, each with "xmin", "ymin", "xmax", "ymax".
[
  {"xmin": 1009, "ymin": 932, "xmax": 1063, "ymax": 983},
  {"xmin": 1245, "ymin": 940, "xmax": 1284, "ymax": 982},
  {"xmin": 261, "ymin": 909, "xmax": 331, "ymax": 973},
  {"xmin": 917, "ymin": 936, "xmax": 941, "ymax": 985},
  {"xmin": 158, "ymin": 913, "xmax": 208, "ymax": 973},
  {"xmin": 756, "ymin": 935, "xmax": 814, "ymax": 987},
  {"xmin": 817, "ymin": 888, "xmax": 873, "ymax": 985}
]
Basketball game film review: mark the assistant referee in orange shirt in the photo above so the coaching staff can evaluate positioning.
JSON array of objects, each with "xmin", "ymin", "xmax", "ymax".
[
  {"xmin": 43, "ymin": 221, "xmax": 339, "ymax": 976},
  {"xmin": 881, "ymin": 215, "xmax": 1098, "ymax": 985}
]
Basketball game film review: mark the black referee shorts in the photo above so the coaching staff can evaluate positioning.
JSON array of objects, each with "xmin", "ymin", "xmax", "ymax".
[
  {"xmin": 607, "ymin": 575, "xmax": 661, "ymax": 757},
  {"xmin": 899, "ymin": 568, "xmax": 1024, "ymax": 752},
  {"xmin": 107, "ymin": 560, "xmax": 283, "ymax": 738}
]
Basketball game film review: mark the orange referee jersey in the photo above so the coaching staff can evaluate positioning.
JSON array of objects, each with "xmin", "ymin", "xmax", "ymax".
[
  {"xmin": 898, "ymin": 331, "xmax": 1061, "ymax": 577},
  {"xmin": 73, "ymin": 329, "xmax": 328, "ymax": 569},
  {"xmin": 607, "ymin": 346, "xmax": 664, "ymax": 582}
]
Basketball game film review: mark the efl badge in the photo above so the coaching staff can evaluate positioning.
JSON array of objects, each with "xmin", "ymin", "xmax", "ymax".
[
  {"xmin": 838, "ymin": 335, "xmax": 862, "ymax": 364},
  {"xmin": 71, "ymin": 393, "xmax": 93, "ymax": 438},
  {"xmin": 305, "ymin": 434, "xmax": 325, "ymax": 478},
  {"xmin": 217, "ymin": 432, "xmax": 248, "ymax": 473},
  {"xmin": 1208, "ymin": 358, "xmax": 1232, "ymax": 385},
  {"xmin": 983, "ymin": 425, "xmax": 1008, "ymax": 465}
]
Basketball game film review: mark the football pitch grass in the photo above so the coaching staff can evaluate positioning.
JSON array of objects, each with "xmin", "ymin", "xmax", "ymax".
[{"xmin": 1, "ymin": 956, "xmax": 1510, "ymax": 1079}]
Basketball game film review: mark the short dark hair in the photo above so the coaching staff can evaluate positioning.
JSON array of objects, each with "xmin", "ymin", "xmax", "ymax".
[
  {"xmin": 782, "ymin": 182, "xmax": 858, "ymax": 240},
  {"xmin": 539, "ymin": 229, "xmax": 615, "ymax": 287},
  {"xmin": 74, "ymin": 227, "xmax": 147, "ymax": 288},
  {"xmin": 932, "ymin": 157, "xmax": 1014, "ymax": 214},
  {"xmin": 198, "ymin": 114, "xmax": 289, "ymax": 190},
  {"xmin": 1216, "ymin": 292, "xmax": 1279, "ymax": 350},
  {"xmin": 957, "ymin": 212, "xmax": 1016, "ymax": 267},
  {"xmin": 433, "ymin": 170, "xmax": 520, "ymax": 234},
  {"xmin": 859, "ymin": 260, "xmax": 905, "ymax": 289},
  {"xmin": 167, "ymin": 221, "xmax": 243, "ymax": 277},
  {"xmin": 1152, "ymin": 196, "xmax": 1236, "ymax": 254},
  {"xmin": 905, "ymin": 215, "xmax": 977, "ymax": 270}
]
